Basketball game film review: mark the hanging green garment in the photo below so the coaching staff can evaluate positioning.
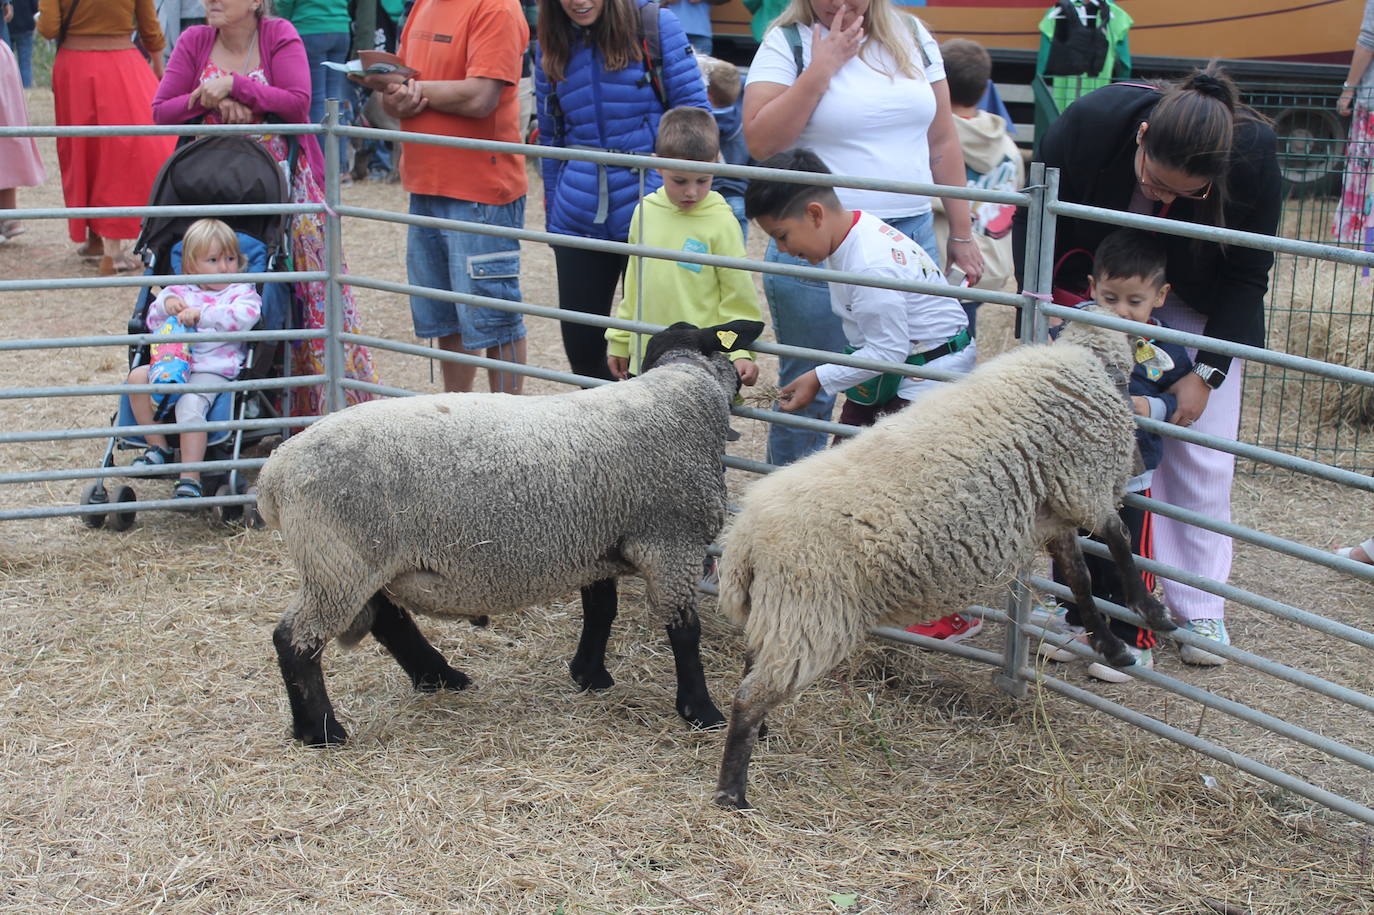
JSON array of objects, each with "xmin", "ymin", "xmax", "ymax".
[{"xmin": 1036, "ymin": 0, "xmax": 1132, "ymax": 110}]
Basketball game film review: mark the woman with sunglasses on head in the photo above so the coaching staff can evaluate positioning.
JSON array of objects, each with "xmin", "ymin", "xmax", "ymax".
[{"xmin": 1012, "ymin": 64, "xmax": 1281, "ymax": 666}]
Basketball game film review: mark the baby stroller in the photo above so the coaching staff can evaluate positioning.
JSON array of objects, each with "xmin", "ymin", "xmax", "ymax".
[{"xmin": 77, "ymin": 134, "xmax": 296, "ymax": 530}]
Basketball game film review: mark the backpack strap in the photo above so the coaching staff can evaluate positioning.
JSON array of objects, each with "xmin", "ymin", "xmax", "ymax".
[
  {"xmin": 637, "ymin": 0, "xmax": 669, "ymax": 111},
  {"xmin": 783, "ymin": 15, "xmax": 930, "ymax": 76}
]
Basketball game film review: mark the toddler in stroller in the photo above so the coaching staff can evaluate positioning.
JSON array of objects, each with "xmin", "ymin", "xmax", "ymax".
[{"xmin": 126, "ymin": 218, "xmax": 261, "ymax": 500}]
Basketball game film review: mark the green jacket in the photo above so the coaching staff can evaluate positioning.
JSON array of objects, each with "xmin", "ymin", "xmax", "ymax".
[
  {"xmin": 742, "ymin": 0, "xmax": 789, "ymax": 44},
  {"xmin": 275, "ymin": 0, "xmax": 351, "ymax": 36}
]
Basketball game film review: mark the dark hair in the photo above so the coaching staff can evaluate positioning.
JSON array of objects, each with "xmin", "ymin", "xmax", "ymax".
[
  {"xmin": 657, "ymin": 107, "xmax": 719, "ymax": 162},
  {"xmin": 1092, "ymin": 229, "xmax": 1167, "ymax": 288},
  {"xmin": 537, "ymin": 0, "xmax": 643, "ymax": 83},
  {"xmin": 940, "ymin": 39, "xmax": 991, "ymax": 108},
  {"xmin": 744, "ymin": 149, "xmax": 841, "ymax": 221},
  {"xmin": 1143, "ymin": 63, "xmax": 1240, "ymax": 181}
]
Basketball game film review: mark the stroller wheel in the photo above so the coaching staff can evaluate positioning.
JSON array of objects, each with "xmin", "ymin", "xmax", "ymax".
[
  {"xmin": 215, "ymin": 481, "xmax": 244, "ymax": 526},
  {"xmin": 79, "ymin": 481, "xmax": 108, "ymax": 529},
  {"xmin": 107, "ymin": 485, "xmax": 138, "ymax": 532}
]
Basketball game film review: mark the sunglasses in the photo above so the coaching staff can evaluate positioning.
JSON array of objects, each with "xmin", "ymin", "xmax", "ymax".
[{"xmin": 1135, "ymin": 148, "xmax": 1213, "ymax": 201}]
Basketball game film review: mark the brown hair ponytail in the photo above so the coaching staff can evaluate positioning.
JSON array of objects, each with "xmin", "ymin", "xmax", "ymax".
[{"xmin": 1143, "ymin": 63, "xmax": 1238, "ymax": 180}]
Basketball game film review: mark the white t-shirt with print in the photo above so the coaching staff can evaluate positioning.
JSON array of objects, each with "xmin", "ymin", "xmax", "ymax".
[
  {"xmin": 745, "ymin": 18, "xmax": 945, "ymax": 218},
  {"xmin": 815, "ymin": 211, "xmax": 971, "ymax": 400}
]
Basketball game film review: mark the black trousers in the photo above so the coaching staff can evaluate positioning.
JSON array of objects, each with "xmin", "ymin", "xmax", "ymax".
[
  {"xmin": 553, "ymin": 245, "xmax": 627, "ymax": 382},
  {"xmin": 1054, "ymin": 499, "xmax": 1158, "ymax": 650}
]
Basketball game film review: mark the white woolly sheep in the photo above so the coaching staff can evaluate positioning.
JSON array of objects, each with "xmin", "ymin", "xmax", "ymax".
[
  {"xmin": 258, "ymin": 320, "xmax": 765, "ymax": 746},
  {"xmin": 712, "ymin": 312, "xmax": 1176, "ymax": 808}
]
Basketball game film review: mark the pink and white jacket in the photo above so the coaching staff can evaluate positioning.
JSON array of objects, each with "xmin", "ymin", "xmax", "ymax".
[{"xmin": 147, "ymin": 283, "xmax": 263, "ymax": 379}]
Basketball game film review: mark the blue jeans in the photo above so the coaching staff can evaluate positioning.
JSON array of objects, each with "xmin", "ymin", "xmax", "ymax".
[
  {"xmin": 406, "ymin": 194, "xmax": 527, "ymax": 349},
  {"xmin": 301, "ymin": 31, "xmax": 352, "ymax": 164},
  {"xmin": 9, "ymin": 29, "xmax": 32, "ymax": 87},
  {"xmin": 763, "ymin": 210, "xmax": 939, "ymax": 466}
]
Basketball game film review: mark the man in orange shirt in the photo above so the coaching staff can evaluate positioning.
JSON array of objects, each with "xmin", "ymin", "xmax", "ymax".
[{"xmin": 382, "ymin": 0, "xmax": 529, "ymax": 394}]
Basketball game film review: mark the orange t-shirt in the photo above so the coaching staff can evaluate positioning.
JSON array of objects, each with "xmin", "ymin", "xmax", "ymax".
[{"xmin": 397, "ymin": 0, "xmax": 529, "ymax": 205}]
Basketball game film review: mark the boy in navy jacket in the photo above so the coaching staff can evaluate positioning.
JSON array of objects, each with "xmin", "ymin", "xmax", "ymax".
[{"xmin": 1045, "ymin": 229, "xmax": 1191, "ymax": 682}]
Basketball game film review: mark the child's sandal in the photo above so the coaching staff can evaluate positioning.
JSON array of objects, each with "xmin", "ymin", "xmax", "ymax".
[
  {"xmin": 132, "ymin": 446, "xmax": 173, "ymax": 467},
  {"xmin": 173, "ymin": 478, "xmax": 203, "ymax": 499}
]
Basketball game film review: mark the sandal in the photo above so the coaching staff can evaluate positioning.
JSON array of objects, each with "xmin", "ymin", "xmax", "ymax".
[
  {"xmin": 99, "ymin": 255, "xmax": 141, "ymax": 276},
  {"xmin": 1, "ymin": 221, "xmax": 25, "ymax": 239},
  {"xmin": 1334, "ymin": 538, "xmax": 1374, "ymax": 565},
  {"xmin": 173, "ymin": 478, "xmax": 204, "ymax": 499},
  {"xmin": 76, "ymin": 237, "xmax": 103, "ymax": 259},
  {"xmin": 131, "ymin": 445, "xmax": 173, "ymax": 467}
]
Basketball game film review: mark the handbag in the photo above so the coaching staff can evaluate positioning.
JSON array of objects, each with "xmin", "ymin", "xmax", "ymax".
[{"xmin": 1050, "ymin": 247, "xmax": 1095, "ymax": 308}]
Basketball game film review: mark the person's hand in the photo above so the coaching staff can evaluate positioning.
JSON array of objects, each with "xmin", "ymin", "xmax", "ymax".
[
  {"xmin": 947, "ymin": 236, "xmax": 984, "ymax": 288},
  {"xmin": 735, "ymin": 358, "xmax": 759, "ymax": 386},
  {"xmin": 1340, "ymin": 86, "xmax": 1358, "ymax": 117},
  {"xmin": 382, "ymin": 79, "xmax": 428, "ymax": 119},
  {"xmin": 150, "ymin": 51, "xmax": 165, "ymax": 79},
  {"xmin": 216, "ymin": 98, "xmax": 255, "ymax": 124},
  {"xmin": 607, "ymin": 354, "xmax": 630, "ymax": 380},
  {"xmin": 1166, "ymin": 371, "xmax": 1212, "ymax": 427},
  {"xmin": 1130, "ymin": 395, "xmax": 1149, "ymax": 417},
  {"xmin": 778, "ymin": 370, "xmax": 821, "ymax": 412},
  {"xmin": 4, "ymin": 4, "xmax": 13, "ymax": 24},
  {"xmin": 808, "ymin": 4, "xmax": 863, "ymax": 80},
  {"xmin": 188, "ymin": 75, "xmax": 235, "ymax": 110},
  {"xmin": 163, "ymin": 294, "xmax": 186, "ymax": 316},
  {"xmin": 178, "ymin": 307, "xmax": 202, "ymax": 327}
]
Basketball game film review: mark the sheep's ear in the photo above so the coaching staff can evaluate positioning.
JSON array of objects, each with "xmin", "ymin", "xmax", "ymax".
[{"xmin": 698, "ymin": 320, "xmax": 765, "ymax": 354}]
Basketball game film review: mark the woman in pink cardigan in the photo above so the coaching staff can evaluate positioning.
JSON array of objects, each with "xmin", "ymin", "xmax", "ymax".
[{"xmin": 152, "ymin": 0, "xmax": 377, "ymax": 418}]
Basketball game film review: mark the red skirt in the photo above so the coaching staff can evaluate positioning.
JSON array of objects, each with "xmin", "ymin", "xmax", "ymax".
[{"xmin": 51, "ymin": 46, "xmax": 175, "ymax": 242}]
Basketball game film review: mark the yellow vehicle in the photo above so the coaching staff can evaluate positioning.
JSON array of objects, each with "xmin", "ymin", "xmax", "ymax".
[{"xmin": 712, "ymin": 0, "xmax": 1364, "ymax": 63}]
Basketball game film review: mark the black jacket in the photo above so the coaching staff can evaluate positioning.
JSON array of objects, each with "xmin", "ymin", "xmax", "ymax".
[
  {"xmin": 8, "ymin": 0, "xmax": 36, "ymax": 32},
  {"xmin": 1012, "ymin": 82, "xmax": 1281, "ymax": 372}
]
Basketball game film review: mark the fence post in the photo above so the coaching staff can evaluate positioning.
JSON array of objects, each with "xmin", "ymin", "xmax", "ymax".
[
  {"xmin": 323, "ymin": 98, "xmax": 346, "ymax": 415},
  {"xmin": 993, "ymin": 163, "xmax": 1059, "ymax": 700}
]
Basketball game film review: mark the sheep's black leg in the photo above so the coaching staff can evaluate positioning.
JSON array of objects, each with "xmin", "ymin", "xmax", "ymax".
[
  {"xmin": 274, "ymin": 616, "xmax": 347, "ymax": 746},
  {"xmin": 715, "ymin": 673, "xmax": 782, "ymax": 809},
  {"xmin": 1046, "ymin": 530, "xmax": 1132, "ymax": 667},
  {"xmin": 570, "ymin": 577, "xmax": 617, "ymax": 691},
  {"xmin": 666, "ymin": 604, "xmax": 725, "ymax": 730},
  {"xmin": 368, "ymin": 593, "xmax": 471, "ymax": 692},
  {"xmin": 1099, "ymin": 513, "xmax": 1176, "ymax": 632}
]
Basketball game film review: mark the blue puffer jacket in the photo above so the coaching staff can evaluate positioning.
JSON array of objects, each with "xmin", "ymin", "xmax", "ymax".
[{"xmin": 535, "ymin": 1, "xmax": 708, "ymax": 241}]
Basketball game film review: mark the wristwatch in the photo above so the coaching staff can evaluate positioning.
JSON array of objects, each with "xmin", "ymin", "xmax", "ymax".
[{"xmin": 1191, "ymin": 363, "xmax": 1227, "ymax": 389}]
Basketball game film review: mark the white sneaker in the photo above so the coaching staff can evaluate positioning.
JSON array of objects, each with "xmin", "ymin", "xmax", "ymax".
[
  {"xmin": 1037, "ymin": 628, "xmax": 1087, "ymax": 663},
  {"xmin": 1032, "ymin": 601, "xmax": 1085, "ymax": 662},
  {"xmin": 1087, "ymin": 646, "xmax": 1153, "ymax": 683},
  {"xmin": 1178, "ymin": 618, "xmax": 1230, "ymax": 666}
]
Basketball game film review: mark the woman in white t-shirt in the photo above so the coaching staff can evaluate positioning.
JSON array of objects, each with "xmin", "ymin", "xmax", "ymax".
[{"xmin": 743, "ymin": 0, "xmax": 983, "ymax": 467}]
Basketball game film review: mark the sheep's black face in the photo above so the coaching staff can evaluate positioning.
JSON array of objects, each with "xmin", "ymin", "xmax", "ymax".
[{"xmin": 642, "ymin": 320, "xmax": 766, "ymax": 394}]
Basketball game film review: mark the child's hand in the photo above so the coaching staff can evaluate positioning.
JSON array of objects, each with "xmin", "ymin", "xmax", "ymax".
[
  {"xmin": 1131, "ymin": 395, "xmax": 1149, "ymax": 417},
  {"xmin": 178, "ymin": 307, "xmax": 202, "ymax": 328},
  {"xmin": 778, "ymin": 370, "xmax": 821, "ymax": 412},
  {"xmin": 607, "ymin": 355, "xmax": 630, "ymax": 380},
  {"xmin": 163, "ymin": 295, "xmax": 186, "ymax": 316},
  {"xmin": 735, "ymin": 358, "xmax": 759, "ymax": 386}
]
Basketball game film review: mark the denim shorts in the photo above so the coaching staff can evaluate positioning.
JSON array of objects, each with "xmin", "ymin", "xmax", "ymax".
[{"xmin": 407, "ymin": 194, "xmax": 527, "ymax": 349}]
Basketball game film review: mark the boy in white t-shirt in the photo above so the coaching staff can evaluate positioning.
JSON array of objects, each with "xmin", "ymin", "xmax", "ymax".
[
  {"xmin": 745, "ymin": 147, "xmax": 986, "ymax": 643},
  {"xmin": 746, "ymin": 148, "xmax": 975, "ymax": 424}
]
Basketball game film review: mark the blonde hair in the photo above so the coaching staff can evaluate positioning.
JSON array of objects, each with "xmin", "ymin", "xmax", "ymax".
[
  {"xmin": 182, "ymin": 218, "xmax": 243, "ymax": 269},
  {"xmin": 769, "ymin": 0, "xmax": 921, "ymax": 80}
]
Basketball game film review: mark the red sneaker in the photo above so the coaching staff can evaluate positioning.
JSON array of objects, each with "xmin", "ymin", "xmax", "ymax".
[{"xmin": 906, "ymin": 612, "xmax": 984, "ymax": 643}]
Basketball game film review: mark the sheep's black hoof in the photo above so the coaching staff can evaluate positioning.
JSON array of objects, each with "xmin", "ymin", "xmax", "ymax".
[
  {"xmin": 713, "ymin": 790, "xmax": 751, "ymax": 810},
  {"xmin": 680, "ymin": 700, "xmax": 726, "ymax": 730},
  {"xmin": 569, "ymin": 658, "xmax": 615, "ymax": 691},
  {"xmin": 1092, "ymin": 632, "xmax": 1135, "ymax": 668},
  {"xmin": 1136, "ymin": 594, "xmax": 1177, "ymax": 632},
  {"xmin": 296, "ymin": 713, "xmax": 347, "ymax": 747},
  {"xmin": 414, "ymin": 665, "xmax": 471, "ymax": 692}
]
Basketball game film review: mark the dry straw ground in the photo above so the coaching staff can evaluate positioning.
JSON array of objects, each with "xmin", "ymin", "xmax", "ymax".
[{"xmin": 2, "ymin": 91, "xmax": 1372, "ymax": 913}]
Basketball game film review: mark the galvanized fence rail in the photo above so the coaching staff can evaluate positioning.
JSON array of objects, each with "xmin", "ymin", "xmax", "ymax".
[{"xmin": 1, "ymin": 112, "xmax": 1371, "ymax": 826}]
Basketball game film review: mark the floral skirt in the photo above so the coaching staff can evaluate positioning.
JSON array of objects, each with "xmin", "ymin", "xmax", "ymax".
[
  {"xmin": 1334, "ymin": 103, "xmax": 1374, "ymax": 281},
  {"xmin": 260, "ymin": 135, "xmax": 379, "ymax": 416}
]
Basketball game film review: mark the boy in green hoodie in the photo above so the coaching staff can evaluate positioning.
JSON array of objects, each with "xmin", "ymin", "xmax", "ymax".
[{"xmin": 606, "ymin": 107, "xmax": 763, "ymax": 384}]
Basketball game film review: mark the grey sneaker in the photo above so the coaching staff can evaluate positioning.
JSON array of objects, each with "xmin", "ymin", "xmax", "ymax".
[{"xmin": 1179, "ymin": 618, "xmax": 1230, "ymax": 666}]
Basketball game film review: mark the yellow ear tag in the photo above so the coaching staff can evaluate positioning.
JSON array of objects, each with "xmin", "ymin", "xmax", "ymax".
[
  {"xmin": 1134, "ymin": 338, "xmax": 1156, "ymax": 364},
  {"xmin": 716, "ymin": 330, "xmax": 739, "ymax": 350}
]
